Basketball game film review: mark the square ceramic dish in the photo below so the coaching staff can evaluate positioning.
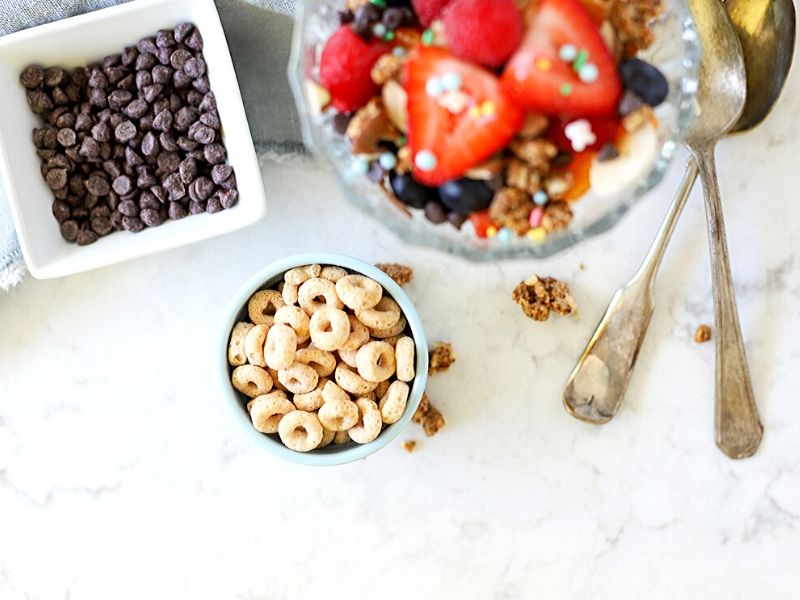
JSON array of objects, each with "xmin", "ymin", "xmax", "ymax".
[
  {"xmin": 0, "ymin": 0, "xmax": 266, "ymax": 279},
  {"xmin": 219, "ymin": 253, "xmax": 429, "ymax": 466}
]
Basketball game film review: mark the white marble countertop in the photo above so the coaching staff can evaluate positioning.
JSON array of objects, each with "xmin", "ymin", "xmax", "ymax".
[{"xmin": 2, "ymin": 68, "xmax": 800, "ymax": 597}]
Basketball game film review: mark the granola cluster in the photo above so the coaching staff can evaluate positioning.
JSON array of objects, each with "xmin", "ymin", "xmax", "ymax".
[{"xmin": 512, "ymin": 275, "xmax": 576, "ymax": 321}]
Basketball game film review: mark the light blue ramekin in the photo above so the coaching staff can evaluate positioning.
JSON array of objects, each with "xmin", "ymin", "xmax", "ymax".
[{"xmin": 219, "ymin": 253, "xmax": 429, "ymax": 466}]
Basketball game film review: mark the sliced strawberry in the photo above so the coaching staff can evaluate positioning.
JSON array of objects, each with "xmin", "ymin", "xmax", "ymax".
[
  {"xmin": 406, "ymin": 46, "xmax": 523, "ymax": 186},
  {"xmin": 469, "ymin": 210, "xmax": 496, "ymax": 238},
  {"xmin": 442, "ymin": 0, "xmax": 523, "ymax": 68},
  {"xmin": 502, "ymin": 0, "xmax": 621, "ymax": 116},
  {"xmin": 319, "ymin": 27, "xmax": 390, "ymax": 113},
  {"xmin": 412, "ymin": 0, "xmax": 453, "ymax": 26}
]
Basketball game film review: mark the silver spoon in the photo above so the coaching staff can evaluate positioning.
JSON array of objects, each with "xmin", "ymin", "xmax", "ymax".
[{"xmin": 564, "ymin": 0, "xmax": 762, "ymax": 457}]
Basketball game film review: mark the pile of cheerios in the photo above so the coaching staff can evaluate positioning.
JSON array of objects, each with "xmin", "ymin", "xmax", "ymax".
[{"xmin": 227, "ymin": 264, "xmax": 416, "ymax": 452}]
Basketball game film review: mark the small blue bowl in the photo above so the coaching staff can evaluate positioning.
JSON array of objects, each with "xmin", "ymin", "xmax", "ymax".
[{"xmin": 219, "ymin": 253, "xmax": 429, "ymax": 466}]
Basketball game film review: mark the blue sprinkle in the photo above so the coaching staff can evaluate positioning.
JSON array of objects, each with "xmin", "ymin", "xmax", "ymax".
[
  {"xmin": 352, "ymin": 157, "xmax": 370, "ymax": 175},
  {"xmin": 415, "ymin": 150, "xmax": 437, "ymax": 171},
  {"xmin": 379, "ymin": 152, "xmax": 397, "ymax": 170},
  {"xmin": 425, "ymin": 76, "xmax": 444, "ymax": 97},
  {"xmin": 578, "ymin": 63, "xmax": 599, "ymax": 83},
  {"xmin": 558, "ymin": 44, "xmax": 578, "ymax": 62},
  {"xmin": 392, "ymin": 46, "xmax": 407, "ymax": 57},
  {"xmin": 497, "ymin": 227, "xmax": 513, "ymax": 243},
  {"xmin": 372, "ymin": 23, "xmax": 387, "ymax": 38},
  {"xmin": 441, "ymin": 71, "xmax": 463, "ymax": 91},
  {"xmin": 533, "ymin": 190, "xmax": 548, "ymax": 206}
]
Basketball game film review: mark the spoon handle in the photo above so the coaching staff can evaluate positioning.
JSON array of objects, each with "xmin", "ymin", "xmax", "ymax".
[
  {"xmin": 694, "ymin": 143, "xmax": 763, "ymax": 458},
  {"xmin": 563, "ymin": 160, "xmax": 698, "ymax": 424}
]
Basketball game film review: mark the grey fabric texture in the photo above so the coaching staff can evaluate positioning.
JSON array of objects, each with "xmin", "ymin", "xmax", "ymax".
[{"xmin": 0, "ymin": 0, "xmax": 302, "ymax": 288}]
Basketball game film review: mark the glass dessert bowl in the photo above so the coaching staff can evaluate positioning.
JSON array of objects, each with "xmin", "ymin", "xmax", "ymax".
[{"xmin": 289, "ymin": 0, "xmax": 700, "ymax": 261}]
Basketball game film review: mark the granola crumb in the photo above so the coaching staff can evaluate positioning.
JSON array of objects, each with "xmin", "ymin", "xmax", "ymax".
[
  {"xmin": 512, "ymin": 275, "xmax": 576, "ymax": 321},
  {"xmin": 403, "ymin": 440, "xmax": 417, "ymax": 453},
  {"xmin": 579, "ymin": 263, "xmax": 586, "ymax": 271},
  {"xmin": 694, "ymin": 324, "xmax": 712, "ymax": 343},
  {"xmin": 608, "ymin": 0, "xmax": 664, "ymax": 52},
  {"xmin": 489, "ymin": 187, "xmax": 534, "ymax": 235},
  {"xmin": 428, "ymin": 342, "xmax": 455, "ymax": 374},
  {"xmin": 412, "ymin": 393, "xmax": 446, "ymax": 436},
  {"xmin": 376, "ymin": 263, "xmax": 414, "ymax": 286}
]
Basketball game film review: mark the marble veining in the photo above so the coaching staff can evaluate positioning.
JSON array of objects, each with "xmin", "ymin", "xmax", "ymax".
[{"xmin": 1, "ymin": 63, "xmax": 800, "ymax": 598}]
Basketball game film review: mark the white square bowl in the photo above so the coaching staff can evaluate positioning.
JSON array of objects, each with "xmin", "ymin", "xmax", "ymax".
[{"xmin": 0, "ymin": 0, "xmax": 267, "ymax": 279}]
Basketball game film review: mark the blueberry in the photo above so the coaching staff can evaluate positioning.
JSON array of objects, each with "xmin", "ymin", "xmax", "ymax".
[
  {"xmin": 438, "ymin": 178, "xmax": 494, "ymax": 215},
  {"xmin": 389, "ymin": 171, "xmax": 436, "ymax": 209},
  {"xmin": 619, "ymin": 59, "xmax": 669, "ymax": 107}
]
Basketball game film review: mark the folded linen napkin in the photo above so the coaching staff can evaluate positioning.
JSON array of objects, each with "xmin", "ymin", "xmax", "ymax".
[{"xmin": 0, "ymin": 0, "xmax": 302, "ymax": 289}]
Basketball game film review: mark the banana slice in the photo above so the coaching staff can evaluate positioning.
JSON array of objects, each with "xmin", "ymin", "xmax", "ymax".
[{"xmin": 589, "ymin": 122, "xmax": 659, "ymax": 198}]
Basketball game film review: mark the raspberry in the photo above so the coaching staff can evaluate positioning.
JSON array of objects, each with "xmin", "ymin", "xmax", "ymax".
[
  {"xmin": 442, "ymin": 0, "xmax": 523, "ymax": 68},
  {"xmin": 319, "ymin": 27, "xmax": 389, "ymax": 113},
  {"xmin": 412, "ymin": 0, "xmax": 453, "ymax": 26}
]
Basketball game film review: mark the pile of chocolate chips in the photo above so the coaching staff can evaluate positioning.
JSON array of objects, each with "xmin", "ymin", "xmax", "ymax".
[{"xmin": 20, "ymin": 22, "xmax": 238, "ymax": 246}]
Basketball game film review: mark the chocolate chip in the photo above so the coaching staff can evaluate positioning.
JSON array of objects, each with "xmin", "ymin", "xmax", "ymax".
[
  {"xmin": 135, "ymin": 70, "xmax": 153, "ymax": 90},
  {"xmin": 183, "ymin": 57, "xmax": 206, "ymax": 78},
  {"xmin": 52, "ymin": 87, "xmax": 69, "ymax": 106},
  {"xmin": 136, "ymin": 166, "xmax": 157, "ymax": 188},
  {"xmin": 189, "ymin": 123, "xmax": 215, "ymax": 144},
  {"xmin": 44, "ymin": 66, "xmax": 65, "ymax": 87},
  {"xmin": 220, "ymin": 173, "xmax": 237, "ymax": 190},
  {"xmin": 110, "ymin": 211, "xmax": 124, "ymax": 230},
  {"xmin": 90, "ymin": 215, "xmax": 113, "ymax": 235},
  {"xmin": 56, "ymin": 112, "xmax": 76, "ymax": 129},
  {"xmin": 192, "ymin": 76, "xmax": 210, "ymax": 94},
  {"xmin": 152, "ymin": 64, "xmax": 173, "ymax": 84},
  {"xmin": 176, "ymin": 136, "xmax": 198, "ymax": 151},
  {"xmin": 102, "ymin": 160, "xmax": 121, "ymax": 178},
  {"xmin": 20, "ymin": 65, "xmax": 45, "ymax": 88},
  {"xmin": 88, "ymin": 69, "xmax": 108, "ymax": 89},
  {"xmin": 199, "ymin": 110, "xmax": 220, "ymax": 129},
  {"xmin": 174, "ymin": 23, "xmax": 194, "ymax": 44},
  {"xmin": 125, "ymin": 146, "xmax": 144, "ymax": 167},
  {"xmin": 89, "ymin": 87, "xmax": 108, "ymax": 108},
  {"xmin": 141, "ymin": 83, "xmax": 162, "ymax": 104},
  {"xmin": 84, "ymin": 192, "xmax": 101, "ymax": 209},
  {"xmin": 189, "ymin": 176, "xmax": 214, "ymax": 201},
  {"xmin": 136, "ymin": 52, "xmax": 157, "ymax": 71},
  {"xmin": 117, "ymin": 74, "xmax": 136, "ymax": 91},
  {"xmin": 85, "ymin": 174, "xmax": 110, "ymax": 196},
  {"xmin": 156, "ymin": 47, "xmax": 172, "ymax": 66},
  {"xmin": 76, "ymin": 228, "xmax": 99, "ymax": 246},
  {"xmin": 168, "ymin": 201, "xmax": 187, "ymax": 219},
  {"xmin": 186, "ymin": 90, "xmax": 203, "ymax": 107},
  {"xmin": 122, "ymin": 215, "xmax": 144, "ymax": 232},
  {"xmin": 118, "ymin": 199, "xmax": 139, "ymax": 216},
  {"xmin": 204, "ymin": 143, "xmax": 226, "ymax": 165},
  {"xmin": 424, "ymin": 201, "xmax": 448, "ymax": 224},
  {"xmin": 109, "ymin": 112, "xmax": 126, "ymax": 128},
  {"xmin": 151, "ymin": 185, "xmax": 167, "ymax": 203},
  {"xmin": 112, "ymin": 175, "xmax": 133, "ymax": 195},
  {"xmin": 107, "ymin": 89, "xmax": 132, "ymax": 110},
  {"xmin": 211, "ymin": 164, "xmax": 232, "ymax": 185},
  {"xmin": 64, "ymin": 83, "xmax": 81, "ymax": 103},
  {"xmin": 52, "ymin": 200, "xmax": 71, "ymax": 223},
  {"xmin": 159, "ymin": 132, "xmax": 179, "ymax": 152},
  {"xmin": 333, "ymin": 112, "xmax": 352, "ymax": 134},
  {"xmin": 102, "ymin": 54, "xmax": 121, "ymax": 70},
  {"xmin": 139, "ymin": 191, "xmax": 160, "ymax": 210},
  {"xmin": 114, "ymin": 120, "xmax": 136, "ymax": 142},
  {"xmin": 91, "ymin": 120, "xmax": 112, "ymax": 142},
  {"xmin": 140, "ymin": 132, "xmax": 157, "ymax": 157},
  {"xmin": 199, "ymin": 92, "xmax": 216, "ymax": 113},
  {"xmin": 173, "ymin": 69, "xmax": 192, "ymax": 89},
  {"xmin": 75, "ymin": 113, "xmax": 94, "ymax": 132},
  {"xmin": 121, "ymin": 46, "xmax": 139, "ymax": 66},
  {"xmin": 156, "ymin": 29, "xmax": 176, "ymax": 48},
  {"xmin": 163, "ymin": 172, "xmax": 185, "ymax": 200},
  {"xmin": 219, "ymin": 189, "xmax": 238, "ymax": 209},
  {"xmin": 27, "ymin": 90, "xmax": 53, "ymax": 114},
  {"xmin": 45, "ymin": 168, "xmax": 68, "ymax": 190},
  {"xmin": 125, "ymin": 99, "xmax": 149, "ymax": 119},
  {"xmin": 206, "ymin": 195, "xmax": 222, "ymax": 214},
  {"xmin": 170, "ymin": 48, "xmax": 192, "ymax": 70},
  {"xmin": 152, "ymin": 109, "xmax": 173, "ymax": 131},
  {"xmin": 57, "ymin": 128, "xmax": 77, "ymax": 147},
  {"xmin": 37, "ymin": 149, "xmax": 57, "ymax": 161},
  {"xmin": 106, "ymin": 66, "xmax": 128, "ymax": 85},
  {"xmin": 70, "ymin": 205, "xmax": 86, "ymax": 219},
  {"xmin": 90, "ymin": 204, "xmax": 111, "ymax": 219},
  {"xmin": 140, "ymin": 207, "xmax": 163, "ymax": 227},
  {"xmin": 157, "ymin": 151, "xmax": 180, "ymax": 174},
  {"xmin": 185, "ymin": 30, "xmax": 203, "ymax": 51},
  {"xmin": 60, "ymin": 220, "xmax": 79, "ymax": 241},
  {"xmin": 137, "ymin": 37, "xmax": 158, "ymax": 55}
]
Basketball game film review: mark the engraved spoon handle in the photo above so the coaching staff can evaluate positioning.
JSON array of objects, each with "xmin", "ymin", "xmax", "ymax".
[
  {"xmin": 693, "ymin": 142, "xmax": 763, "ymax": 458},
  {"xmin": 563, "ymin": 159, "xmax": 699, "ymax": 424}
]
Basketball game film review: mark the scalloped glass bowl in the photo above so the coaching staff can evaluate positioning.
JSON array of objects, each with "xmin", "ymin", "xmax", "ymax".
[{"xmin": 289, "ymin": 0, "xmax": 700, "ymax": 261}]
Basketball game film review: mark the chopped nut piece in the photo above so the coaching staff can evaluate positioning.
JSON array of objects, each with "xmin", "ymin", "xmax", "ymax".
[
  {"xmin": 509, "ymin": 138, "xmax": 558, "ymax": 171},
  {"xmin": 346, "ymin": 97, "xmax": 398, "ymax": 154},
  {"xmin": 466, "ymin": 156, "xmax": 504, "ymax": 180},
  {"xmin": 543, "ymin": 172, "xmax": 573, "ymax": 201},
  {"xmin": 518, "ymin": 113, "xmax": 550, "ymax": 138},
  {"xmin": 376, "ymin": 263, "xmax": 414, "ymax": 286},
  {"xmin": 623, "ymin": 105, "xmax": 655, "ymax": 132},
  {"xmin": 512, "ymin": 275, "xmax": 576, "ymax": 321},
  {"xmin": 382, "ymin": 79, "xmax": 408, "ymax": 133},
  {"xmin": 608, "ymin": 0, "xmax": 664, "ymax": 51},
  {"xmin": 413, "ymin": 393, "xmax": 446, "ymax": 436},
  {"xmin": 541, "ymin": 201, "xmax": 574, "ymax": 232},
  {"xmin": 371, "ymin": 53, "xmax": 405, "ymax": 85},
  {"xmin": 489, "ymin": 187, "xmax": 534, "ymax": 235},
  {"xmin": 396, "ymin": 146, "xmax": 412, "ymax": 174},
  {"xmin": 403, "ymin": 440, "xmax": 417, "ymax": 453},
  {"xmin": 506, "ymin": 157, "xmax": 543, "ymax": 194},
  {"xmin": 305, "ymin": 80, "xmax": 331, "ymax": 115},
  {"xmin": 694, "ymin": 324, "xmax": 712, "ymax": 343},
  {"xmin": 428, "ymin": 342, "xmax": 455, "ymax": 374}
]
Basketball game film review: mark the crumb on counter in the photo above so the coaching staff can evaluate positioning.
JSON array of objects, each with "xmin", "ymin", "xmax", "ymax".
[
  {"xmin": 694, "ymin": 324, "xmax": 712, "ymax": 343},
  {"xmin": 376, "ymin": 263, "xmax": 414, "ymax": 286},
  {"xmin": 512, "ymin": 275, "xmax": 576, "ymax": 321},
  {"xmin": 412, "ymin": 393, "xmax": 446, "ymax": 437},
  {"xmin": 403, "ymin": 440, "xmax": 417, "ymax": 453},
  {"xmin": 428, "ymin": 342, "xmax": 455, "ymax": 374}
]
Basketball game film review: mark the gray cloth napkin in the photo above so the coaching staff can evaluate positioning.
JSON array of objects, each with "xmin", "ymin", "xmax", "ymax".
[{"xmin": 0, "ymin": 0, "xmax": 302, "ymax": 289}]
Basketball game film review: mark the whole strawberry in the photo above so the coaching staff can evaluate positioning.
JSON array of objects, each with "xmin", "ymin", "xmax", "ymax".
[{"xmin": 442, "ymin": 0, "xmax": 523, "ymax": 68}]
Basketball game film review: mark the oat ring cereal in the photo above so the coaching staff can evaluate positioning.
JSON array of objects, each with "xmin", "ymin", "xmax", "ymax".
[
  {"xmin": 278, "ymin": 362, "xmax": 319, "ymax": 395},
  {"xmin": 320, "ymin": 265, "xmax": 348, "ymax": 282},
  {"xmin": 265, "ymin": 324, "xmax": 298, "ymax": 371},
  {"xmin": 394, "ymin": 336, "xmax": 415, "ymax": 382},
  {"xmin": 278, "ymin": 410, "xmax": 324, "ymax": 452},
  {"xmin": 274, "ymin": 305, "xmax": 311, "ymax": 344},
  {"xmin": 379, "ymin": 380, "xmax": 409, "ymax": 425},
  {"xmin": 295, "ymin": 347, "xmax": 337, "ymax": 377},
  {"xmin": 228, "ymin": 322, "xmax": 254, "ymax": 367},
  {"xmin": 281, "ymin": 282, "xmax": 299, "ymax": 305},
  {"xmin": 285, "ymin": 264, "xmax": 322, "ymax": 286},
  {"xmin": 244, "ymin": 324, "xmax": 269, "ymax": 368},
  {"xmin": 298, "ymin": 278, "xmax": 344, "ymax": 315},
  {"xmin": 336, "ymin": 274, "xmax": 383, "ymax": 311},
  {"xmin": 321, "ymin": 380, "xmax": 350, "ymax": 404},
  {"xmin": 309, "ymin": 306, "xmax": 351, "ymax": 351},
  {"xmin": 369, "ymin": 315, "xmax": 407, "ymax": 339},
  {"xmin": 248, "ymin": 290, "xmax": 285, "ymax": 326},
  {"xmin": 337, "ymin": 347, "xmax": 358, "ymax": 369},
  {"xmin": 231, "ymin": 365, "xmax": 273, "ymax": 398},
  {"xmin": 247, "ymin": 391, "xmax": 295, "ymax": 434},
  {"xmin": 356, "ymin": 297, "xmax": 401, "ymax": 330},
  {"xmin": 335, "ymin": 363, "xmax": 378, "ymax": 395},
  {"xmin": 356, "ymin": 341, "xmax": 396, "ymax": 383},
  {"xmin": 318, "ymin": 397, "xmax": 359, "ymax": 432},
  {"xmin": 318, "ymin": 427, "xmax": 336, "ymax": 449},
  {"xmin": 340, "ymin": 314, "xmax": 370, "ymax": 352},
  {"xmin": 293, "ymin": 378, "xmax": 327, "ymax": 412},
  {"xmin": 348, "ymin": 398, "xmax": 383, "ymax": 444}
]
